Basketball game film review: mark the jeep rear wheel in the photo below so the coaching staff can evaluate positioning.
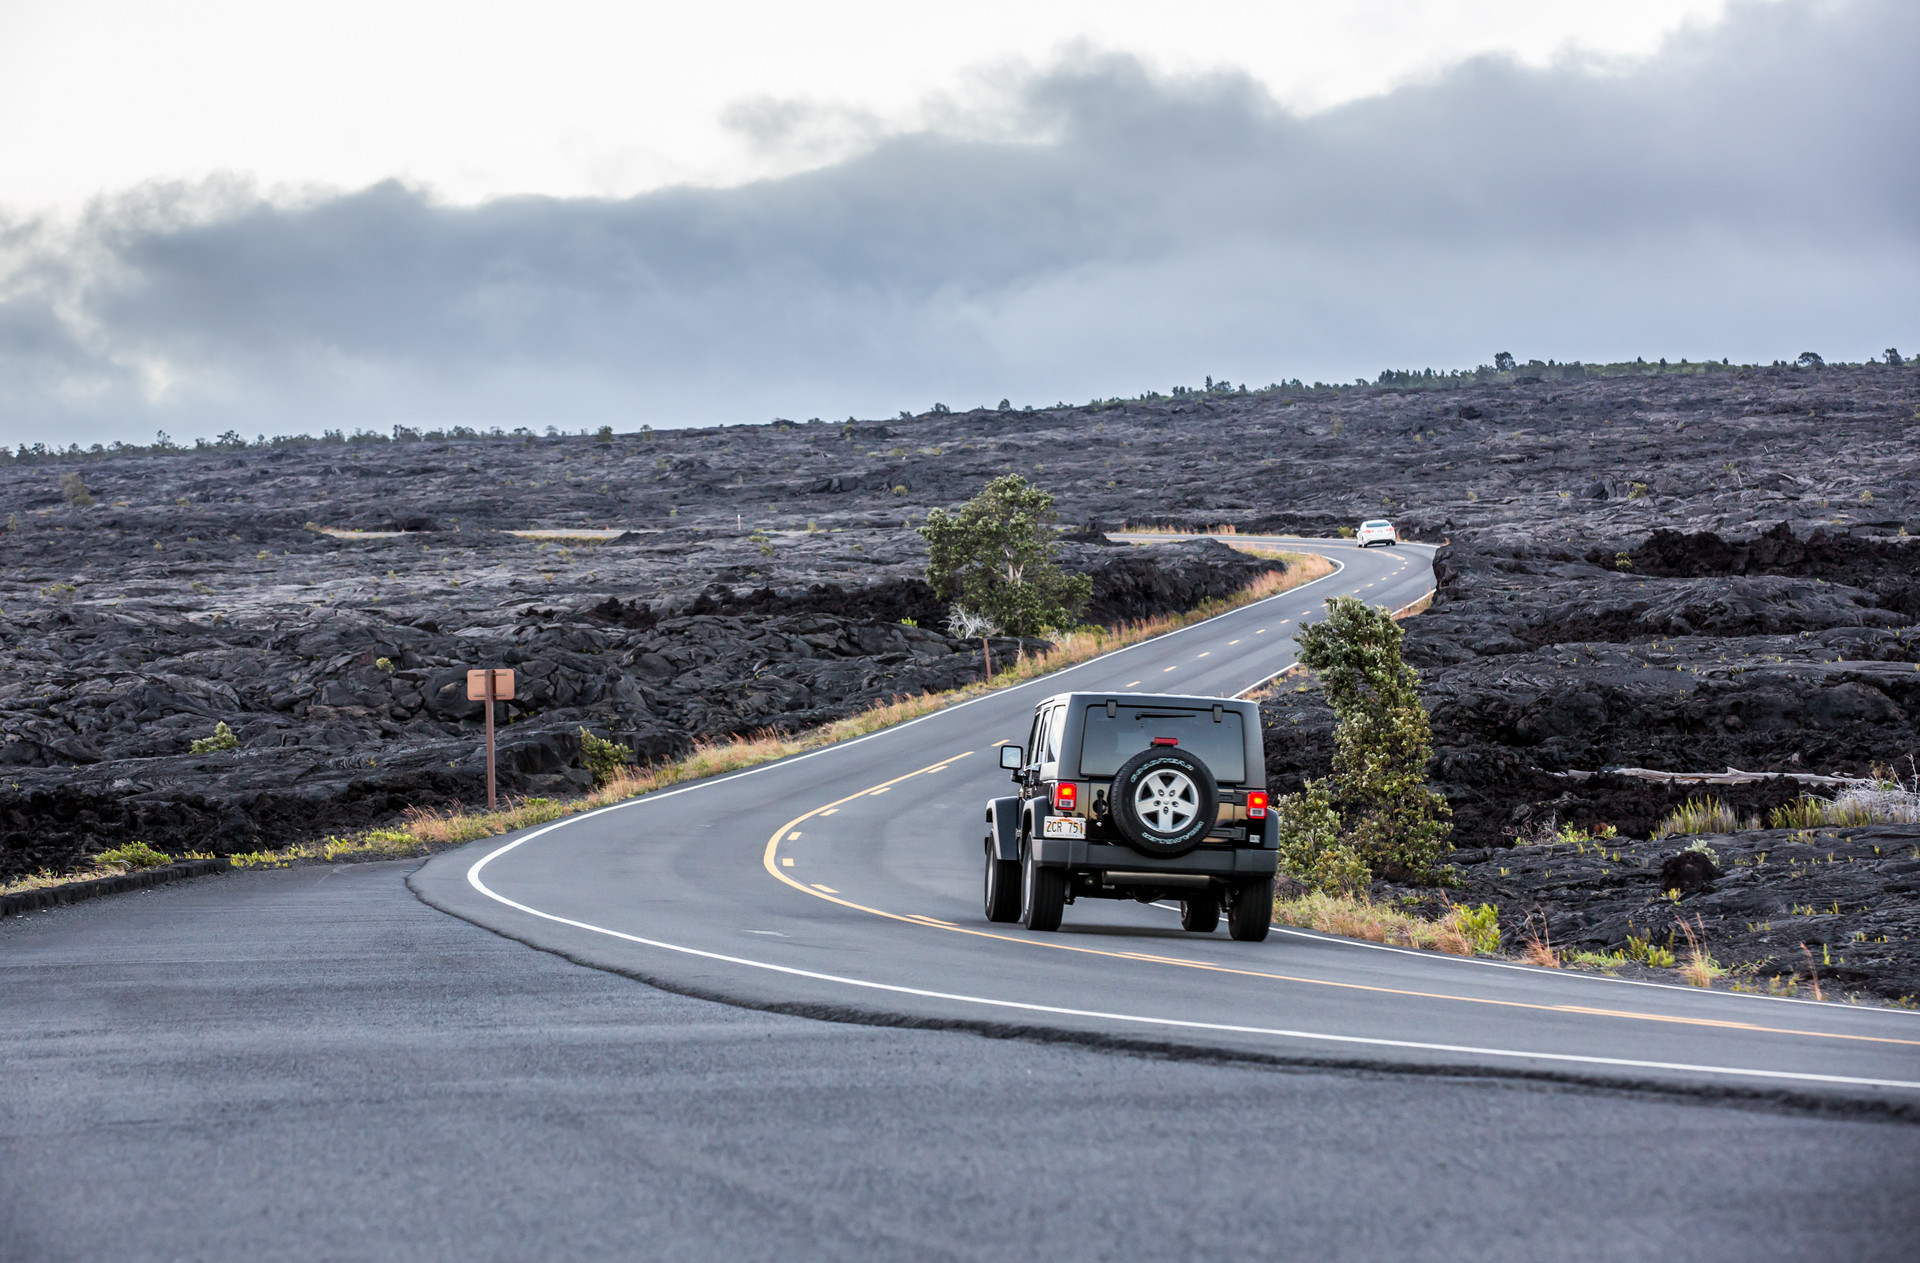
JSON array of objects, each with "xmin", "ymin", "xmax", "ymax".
[
  {"xmin": 1111, "ymin": 746, "xmax": 1219, "ymax": 858},
  {"xmin": 1020, "ymin": 834, "xmax": 1066, "ymax": 932},
  {"xmin": 1180, "ymin": 894, "xmax": 1220, "ymax": 933},
  {"xmin": 984, "ymin": 842, "xmax": 1021, "ymax": 923},
  {"xmin": 1228, "ymin": 877, "xmax": 1274, "ymax": 942}
]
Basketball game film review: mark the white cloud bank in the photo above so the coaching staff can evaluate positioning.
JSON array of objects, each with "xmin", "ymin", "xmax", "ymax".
[{"xmin": 0, "ymin": 0, "xmax": 1913, "ymax": 446}]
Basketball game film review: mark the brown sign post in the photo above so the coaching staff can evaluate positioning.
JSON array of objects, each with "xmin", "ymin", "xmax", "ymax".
[{"xmin": 466, "ymin": 668, "xmax": 516, "ymax": 809}]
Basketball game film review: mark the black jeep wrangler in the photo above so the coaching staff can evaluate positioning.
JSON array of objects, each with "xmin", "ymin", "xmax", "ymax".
[{"xmin": 983, "ymin": 692, "xmax": 1277, "ymax": 940}]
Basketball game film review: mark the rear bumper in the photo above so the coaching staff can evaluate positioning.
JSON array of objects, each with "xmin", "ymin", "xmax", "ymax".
[{"xmin": 1033, "ymin": 836, "xmax": 1277, "ymax": 879}]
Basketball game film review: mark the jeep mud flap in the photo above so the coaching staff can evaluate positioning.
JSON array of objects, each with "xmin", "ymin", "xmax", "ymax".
[{"xmin": 984, "ymin": 796, "xmax": 1020, "ymax": 863}]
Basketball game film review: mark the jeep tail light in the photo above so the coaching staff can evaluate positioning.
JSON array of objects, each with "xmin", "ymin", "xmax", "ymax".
[
  {"xmin": 1053, "ymin": 782, "xmax": 1077, "ymax": 812},
  {"xmin": 1246, "ymin": 791, "xmax": 1268, "ymax": 819},
  {"xmin": 1151, "ymin": 737, "xmax": 1179, "ymax": 746}
]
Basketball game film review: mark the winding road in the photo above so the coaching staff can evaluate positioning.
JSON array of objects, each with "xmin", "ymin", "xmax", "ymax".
[
  {"xmin": 414, "ymin": 537, "xmax": 1920, "ymax": 1105},
  {"xmin": 9, "ymin": 535, "xmax": 1920, "ymax": 1261}
]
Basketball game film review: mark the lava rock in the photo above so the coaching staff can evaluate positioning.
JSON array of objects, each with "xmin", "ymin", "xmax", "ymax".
[{"xmin": 1659, "ymin": 848, "xmax": 1721, "ymax": 894}]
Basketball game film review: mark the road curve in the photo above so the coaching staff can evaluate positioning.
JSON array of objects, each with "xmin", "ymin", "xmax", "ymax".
[{"xmin": 413, "ymin": 537, "xmax": 1920, "ymax": 1105}]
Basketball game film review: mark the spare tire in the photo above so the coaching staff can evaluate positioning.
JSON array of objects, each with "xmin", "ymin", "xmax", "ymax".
[{"xmin": 1111, "ymin": 746, "xmax": 1219, "ymax": 858}]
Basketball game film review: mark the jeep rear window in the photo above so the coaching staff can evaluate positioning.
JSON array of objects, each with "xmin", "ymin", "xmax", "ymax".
[{"xmin": 1077, "ymin": 707, "xmax": 1246, "ymax": 783}]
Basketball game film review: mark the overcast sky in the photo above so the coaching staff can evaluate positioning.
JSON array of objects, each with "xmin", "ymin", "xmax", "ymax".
[{"xmin": 1, "ymin": 0, "xmax": 1913, "ymax": 446}]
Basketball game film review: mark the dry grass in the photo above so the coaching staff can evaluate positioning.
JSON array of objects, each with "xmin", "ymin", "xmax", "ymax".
[
  {"xmin": 17, "ymin": 556, "xmax": 1338, "ymax": 884},
  {"xmin": 1273, "ymin": 891, "xmax": 1506, "ymax": 957},
  {"xmin": 1391, "ymin": 590, "xmax": 1434, "ymax": 619},
  {"xmin": 1769, "ymin": 786, "xmax": 1920, "ymax": 830},
  {"xmin": 1, "ymin": 865, "xmax": 126, "ymax": 896},
  {"xmin": 214, "ymin": 829, "xmax": 429, "ymax": 869},
  {"xmin": 1672, "ymin": 915, "xmax": 1723, "ymax": 987},
  {"xmin": 1, "ymin": 842, "xmax": 174, "ymax": 896},
  {"xmin": 1651, "ymin": 796, "xmax": 1756, "ymax": 840},
  {"xmin": 1677, "ymin": 943, "xmax": 1725, "ymax": 987},
  {"xmin": 1654, "ymin": 785, "xmax": 1920, "ymax": 839},
  {"xmin": 402, "ymin": 556, "xmax": 1334, "ymax": 847},
  {"xmin": 1520, "ymin": 938, "xmax": 1560, "ymax": 967},
  {"xmin": 1517, "ymin": 912, "xmax": 1561, "ymax": 967},
  {"xmin": 402, "ymin": 734, "xmax": 806, "ymax": 845}
]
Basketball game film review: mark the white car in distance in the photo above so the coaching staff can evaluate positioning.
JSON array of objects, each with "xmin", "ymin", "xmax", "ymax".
[{"xmin": 1356, "ymin": 519, "xmax": 1398, "ymax": 548}]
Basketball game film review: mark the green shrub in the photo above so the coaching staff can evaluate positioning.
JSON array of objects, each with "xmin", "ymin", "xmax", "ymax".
[
  {"xmin": 1293, "ymin": 596, "xmax": 1453, "ymax": 883},
  {"xmin": 920, "ymin": 474, "xmax": 1091, "ymax": 639},
  {"xmin": 1273, "ymin": 781, "xmax": 1370, "ymax": 894},
  {"xmin": 190, "ymin": 721, "xmax": 239, "ymax": 753},
  {"xmin": 578, "ymin": 728, "xmax": 634, "ymax": 788},
  {"xmin": 1452, "ymin": 903, "xmax": 1501, "ymax": 955},
  {"xmin": 94, "ymin": 841, "xmax": 171, "ymax": 871},
  {"xmin": 60, "ymin": 472, "xmax": 94, "ymax": 507}
]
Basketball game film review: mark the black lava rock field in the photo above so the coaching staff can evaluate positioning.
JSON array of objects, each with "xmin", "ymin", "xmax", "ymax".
[{"xmin": 5, "ymin": 360, "xmax": 1919, "ymax": 999}]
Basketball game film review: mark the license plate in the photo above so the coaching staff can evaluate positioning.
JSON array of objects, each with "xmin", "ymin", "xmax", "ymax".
[{"xmin": 1043, "ymin": 817, "xmax": 1086, "ymax": 839}]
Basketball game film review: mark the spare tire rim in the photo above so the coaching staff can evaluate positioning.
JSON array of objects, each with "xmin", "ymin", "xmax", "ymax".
[{"xmin": 1133, "ymin": 768, "xmax": 1200, "ymax": 835}]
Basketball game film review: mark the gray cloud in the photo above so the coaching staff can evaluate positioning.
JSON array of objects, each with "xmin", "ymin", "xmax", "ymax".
[{"xmin": 2, "ymin": 0, "xmax": 1915, "ymax": 445}]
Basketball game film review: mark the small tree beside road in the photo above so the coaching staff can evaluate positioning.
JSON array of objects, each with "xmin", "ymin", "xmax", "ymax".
[
  {"xmin": 1273, "ymin": 596, "xmax": 1452, "ymax": 889},
  {"xmin": 920, "ymin": 475, "xmax": 1091, "ymax": 671}
]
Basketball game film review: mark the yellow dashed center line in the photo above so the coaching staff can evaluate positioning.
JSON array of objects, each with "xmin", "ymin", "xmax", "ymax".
[
  {"xmin": 760, "ymin": 756, "xmax": 1920, "ymax": 1054},
  {"xmin": 781, "ymin": 858, "xmax": 795, "ymax": 867}
]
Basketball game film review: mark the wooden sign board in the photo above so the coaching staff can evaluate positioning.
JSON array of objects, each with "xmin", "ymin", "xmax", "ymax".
[{"xmin": 466, "ymin": 668, "xmax": 516, "ymax": 701}]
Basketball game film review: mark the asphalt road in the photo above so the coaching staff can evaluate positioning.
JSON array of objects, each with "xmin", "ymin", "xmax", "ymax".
[
  {"xmin": 6, "ymin": 860, "xmax": 1920, "ymax": 1262},
  {"xmin": 415, "ymin": 537, "xmax": 1920, "ymax": 1104},
  {"xmin": 6, "ymin": 536, "xmax": 1919, "ymax": 1261}
]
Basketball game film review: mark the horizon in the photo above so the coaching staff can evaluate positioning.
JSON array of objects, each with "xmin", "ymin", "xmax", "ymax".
[
  {"xmin": 4, "ymin": 351, "xmax": 1899, "ymax": 461},
  {"xmin": 2, "ymin": 0, "xmax": 1914, "ymax": 449}
]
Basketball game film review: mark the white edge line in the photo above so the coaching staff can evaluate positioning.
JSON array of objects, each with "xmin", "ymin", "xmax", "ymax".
[
  {"xmin": 1138, "ymin": 902, "xmax": 1920, "ymax": 1014},
  {"xmin": 1205, "ymin": 547, "xmax": 1914, "ymax": 1015},
  {"xmin": 444, "ymin": 538, "xmax": 1359, "ymax": 831},
  {"xmin": 1139, "ymin": 904, "xmax": 1912, "ymax": 1014},
  {"xmin": 455, "ymin": 534, "xmax": 1909, "ymax": 1022},
  {"xmin": 453, "ymin": 538, "xmax": 1920, "ymax": 1088},
  {"xmin": 464, "ymin": 839, "xmax": 1920, "ymax": 1093}
]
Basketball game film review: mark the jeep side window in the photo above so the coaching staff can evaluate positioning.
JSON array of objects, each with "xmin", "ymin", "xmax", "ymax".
[
  {"xmin": 1025, "ymin": 709, "xmax": 1047, "ymax": 770},
  {"xmin": 1043, "ymin": 705, "xmax": 1065, "ymax": 764}
]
